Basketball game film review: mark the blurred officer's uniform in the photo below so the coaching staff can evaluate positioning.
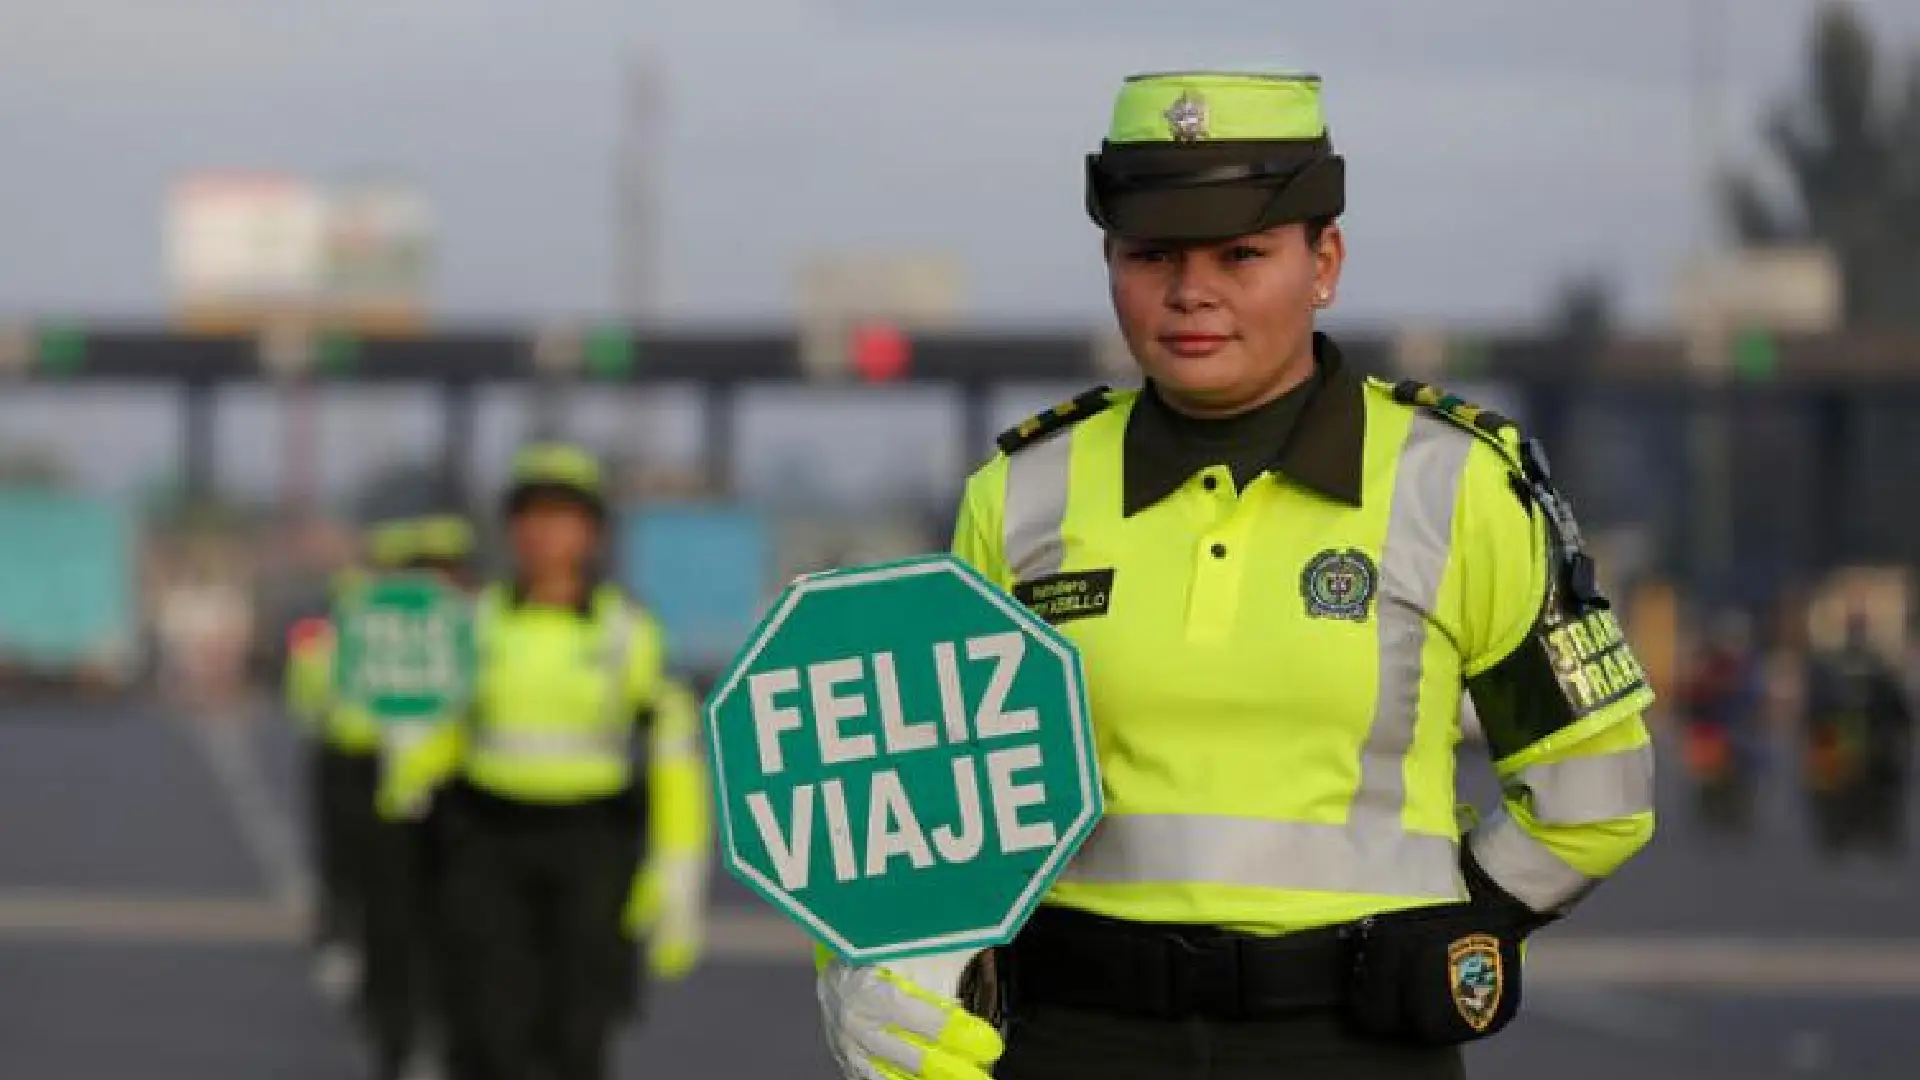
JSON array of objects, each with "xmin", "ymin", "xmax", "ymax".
[
  {"xmin": 818, "ymin": 72, "xmax": 1658, "ymax": 1080},
  {"xmin": 393, "ymin": 445, "xmax": 707, "ymax": 1080},
  {"xmin": 616, "ymin": 676, "xmax": 713, "ymax": 1010},
  {"xmin": 287, "ymin": 520, "xmax": 416, "ymax": 1003},
  {"xmin": 361, "ymin": 514, "xmax": 479, "ymax": 1080}
]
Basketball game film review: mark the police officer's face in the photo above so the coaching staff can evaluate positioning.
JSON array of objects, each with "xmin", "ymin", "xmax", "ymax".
[
  {"xmin": 1108, "ymin": 222, "xmax": 1345, "ymax": 416},
  {"xmin": 510, "ymin": 498, "xmax": 599, "ymax": 577}
]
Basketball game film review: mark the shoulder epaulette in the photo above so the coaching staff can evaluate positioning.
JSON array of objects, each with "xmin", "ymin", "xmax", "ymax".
[
  {"xmin": 1384, "ymin": 380, "xmax": 1605, "ymax": 609},
  {"xmin": 994, "ymin": 386, "xmax": 1114, "ymax": 456},
  {"xmin": 1386, "ymin": 379, "xmax": 1519, "ymax": 445}
]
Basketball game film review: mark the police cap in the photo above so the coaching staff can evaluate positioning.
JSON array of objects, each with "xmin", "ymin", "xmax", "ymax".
[
  {"xmin": 504, "ymin": 443, "xmax": 607, "ymax": 522},
  {"xmin": 1086, "ymin": 70, "xmax": 1345, "ymax": 243}
]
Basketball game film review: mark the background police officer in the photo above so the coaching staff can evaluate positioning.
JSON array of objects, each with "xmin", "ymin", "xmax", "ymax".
[
  {"xmin": 287, "ymin": 518, "xmax": 416, "ymax": 1007},
  {"xmin": 361, "ymin": 514, "xmax": 479, "ymax": 1080},
  {"xmin": 433, "ymin": 444, "xmax": 696, "ymax": 1080},
  {"xmin": 817, "ymin": 70, "xmax": 1658, "ymax": 1080}
]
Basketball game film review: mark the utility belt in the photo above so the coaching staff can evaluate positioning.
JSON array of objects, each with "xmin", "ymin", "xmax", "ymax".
[
  {"xmin": 444, "ymin": 776, "xmax": 640, "ymax": 823},
  {"xmin": 1003, "ymin": 901, "xmax": 1527, "ymax": 1046}
]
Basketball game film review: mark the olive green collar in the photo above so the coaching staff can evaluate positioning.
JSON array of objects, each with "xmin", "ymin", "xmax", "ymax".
[
  {"xmin": 1121, "ymin": 332, "xmax": 1365, "ymax": 516},
  {"xmin": 505, "ymin": 575, "xmax": 608, "ymax": 619}
]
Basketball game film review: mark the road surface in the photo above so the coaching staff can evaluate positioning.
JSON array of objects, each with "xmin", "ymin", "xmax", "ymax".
[{"xmin": 0, "ymin": 698, "xmax": 1914, "ymax": 1079}]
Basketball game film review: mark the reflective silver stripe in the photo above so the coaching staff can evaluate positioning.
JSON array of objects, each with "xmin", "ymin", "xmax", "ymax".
[
  {"xmin": 1058, "ymin": 411, "xmax": 1476, "ymax": 901},
  {"xmin": 474, "ymin": 728, "xmax": 630, "ymax": 761},
  {"xmin": 652, "ymin": 729, "xmax": 701, "ymax": 761},
  {"xmin": 381, "ymin": 722, "xmax": 440, "ymax": 750},
  {"xmin": 1468, "ymin": 810, "xmax": 1594, "ymax": 912},
  {"xmin": 1061, "ymin": 815, "xmax": 1461, "ymax": 898},
  {"xmin": 469, "ymin": 588, "xmax": 639, "ymax": 767},
  {"xmin": 1002, "ymin": 430, "xmax": 1074, "ymax": 580},
  {"xmin": 596, "ymin": 593, "xmax": 635, "ymax": 730},
  {"xmin": 1510, "ymin": 744, "xmax": 1656, "ymax": 826},
  {"xmin": 1350, "ymin": 413, "xmax": 1473, "ymax": 838}
]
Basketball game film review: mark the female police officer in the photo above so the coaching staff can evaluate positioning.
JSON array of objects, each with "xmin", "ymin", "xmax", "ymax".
[
  {"xmin": 817, "ymin": 70, "xmax": 1657, "ymax": 1080},
  {"xmin": 433, "ymin": 444, "xmax": 685, "ymax": 1080}
]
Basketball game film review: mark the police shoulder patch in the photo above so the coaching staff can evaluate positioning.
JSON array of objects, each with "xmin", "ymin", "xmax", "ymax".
[
  {"xmin": 1301, "ymin": 548, "xmax": 1378, "ymax": 622},
  {"xmin": 1448, "ymin": 932, "xmax": 1505, "ymax": 1033},
  {"xmin": 995, "ymin": 386, "xmax": 1114, "ymax": 456}
]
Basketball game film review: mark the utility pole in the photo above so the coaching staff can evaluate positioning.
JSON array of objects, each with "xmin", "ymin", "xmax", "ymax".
[
  {"xmin": 1684, "ymin": 0, "xmax": 1734, "ymax": 599},
  {"xmin": 615, "ymin": 53, "xmax": 665, "ymax": 323}
]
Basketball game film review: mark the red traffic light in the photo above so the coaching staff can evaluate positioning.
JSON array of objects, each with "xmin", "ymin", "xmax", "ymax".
[{"xmin": 850, "ymin": 322, "xmax": 911, "ymax": 382}]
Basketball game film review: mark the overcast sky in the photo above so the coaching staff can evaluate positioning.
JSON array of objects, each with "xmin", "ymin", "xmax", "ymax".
[{"xmin": 5, "ymin": 0, "xmax": 1920, "ymax": 333}]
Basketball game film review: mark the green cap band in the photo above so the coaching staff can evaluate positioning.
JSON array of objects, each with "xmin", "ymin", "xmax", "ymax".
[
  {"xmin": 367, "ymin": 520, "xmax": 419, "ymax": 570},
  {"xmin": 410, "ymin": 515, "xmax": 476, "ymax": 561},
  {"xmin": 510, "ymin": 443, "xmax": 602, "ymax": 497},
  {"xmin": 505, "ymin": 442, "xmax": 607, "ymax": 520},
  {"xmin": 1106, "ymin": 71, "xmax": 1325, "ymax": 145}
]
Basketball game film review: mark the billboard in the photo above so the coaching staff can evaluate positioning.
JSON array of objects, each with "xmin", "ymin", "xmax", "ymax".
[
  {"xmin": 165, "ymin": 173, "xmax": 328, "ymax": 314},
  {"xmin": 322, "ymin": 179, "xmax": 434, "ymax": 327},
  {"xmin": 164, "ymin": 172, "xmax": 433, "ymax": 334}
]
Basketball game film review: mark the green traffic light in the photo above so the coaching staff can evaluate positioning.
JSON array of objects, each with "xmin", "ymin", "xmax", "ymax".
[
  {"xmin": 318, "ymin": 332, "xmax": 362, "ymax": 374},
  {"xmin": 35, "ymin": 324, "xmax": 86, "ymax": 374},
  {"xmin": 584, "ymin": 327, "xmax": 637, "ymax": 378},
  {"xmin": 1732, "ymin": 328, "xmax": 1777, "ymax": 381}
]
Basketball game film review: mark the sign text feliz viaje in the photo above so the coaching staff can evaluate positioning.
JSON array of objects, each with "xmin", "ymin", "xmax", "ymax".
[{"xmin": 743, "ymin": 631, "xmax": 1059, "ymax": 891}]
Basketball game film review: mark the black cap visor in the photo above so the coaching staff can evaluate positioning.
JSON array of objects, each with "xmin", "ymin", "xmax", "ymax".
[
  {"xmin": 504, "ymin": 480, "xmax": 606, "ymax": 523},
  {"xmin": 1087, "ymin": 140, "xmax": 1345, "ymax": 243}
]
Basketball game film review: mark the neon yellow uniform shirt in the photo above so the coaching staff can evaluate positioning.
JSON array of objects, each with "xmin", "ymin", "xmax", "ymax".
[{"xmin": 950, "ymin": 336, "xmax": 1655, "ymax": 933}]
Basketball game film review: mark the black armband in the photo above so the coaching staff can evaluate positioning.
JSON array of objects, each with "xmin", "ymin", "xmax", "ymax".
[{"xmin": 1468, "ymin": 439, "xmax": 1651, "ymax": 762}]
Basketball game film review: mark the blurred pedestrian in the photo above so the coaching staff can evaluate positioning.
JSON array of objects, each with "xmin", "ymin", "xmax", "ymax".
[
  {"xmin": 1803, "ymin": 613, "xmax": 1912, "ymax": 860},
  {"xmin": 1677, "ymin": 610, "xmax": 1766, "ymax": 843}
]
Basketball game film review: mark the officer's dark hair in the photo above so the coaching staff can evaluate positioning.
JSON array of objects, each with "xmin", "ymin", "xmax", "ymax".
[
  {"xmin": 1102, "ymin": 216, "xmax": 1338, "ymax": 254},
  {"xmin": 1303, "ymin": 215, "xmax": 1336, "ymax": 250}
]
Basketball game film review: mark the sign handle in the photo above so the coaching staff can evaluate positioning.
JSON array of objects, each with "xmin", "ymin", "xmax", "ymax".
[{"xmin": 881, "ymin": 946, "xmax": 983, "ymax": 1008}]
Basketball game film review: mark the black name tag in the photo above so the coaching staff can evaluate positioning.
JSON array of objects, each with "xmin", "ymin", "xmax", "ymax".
[
  {"xmin": 1541, "ymin": 609, "xmax": 1650, "ymax": 718},
  {"xmin": 1014, "ymin": 569, "xmax": 1115, "ymax": 626}
]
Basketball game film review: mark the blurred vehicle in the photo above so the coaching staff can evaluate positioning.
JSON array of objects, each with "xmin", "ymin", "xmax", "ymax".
[{"xmin": 0, "ymin": 488, "xmax": 141, "ymax": 697}]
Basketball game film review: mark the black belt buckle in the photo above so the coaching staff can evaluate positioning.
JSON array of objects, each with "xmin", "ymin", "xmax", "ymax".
[{"xmin": 1165, "ymin": 931, "xmax": 1245, "ymax": 1020}]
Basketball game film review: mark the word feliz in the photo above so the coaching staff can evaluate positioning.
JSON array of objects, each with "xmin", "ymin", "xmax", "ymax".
[{"xmin": 742, "ymin": 632, "xmax": 1058, "ymax": 890}]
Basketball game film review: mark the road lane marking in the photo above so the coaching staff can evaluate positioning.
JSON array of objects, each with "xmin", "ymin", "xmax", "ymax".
[
  {"xmin": 2, "ymin": 890, "xmax": 1919, "ymax": 993},
  {"xmin": 178, "ymin": 711, "xmax": 313, "ymax": 918}
]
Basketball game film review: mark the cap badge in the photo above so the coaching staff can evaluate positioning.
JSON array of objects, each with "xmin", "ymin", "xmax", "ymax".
[{"xmin": 1163, "ymin": 89, "xmax": 1209, "ymax": 142}]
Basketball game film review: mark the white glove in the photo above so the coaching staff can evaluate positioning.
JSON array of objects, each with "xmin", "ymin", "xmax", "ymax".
[
  {"xmin": 817, "ymin": 951, "xmax": 1003, "ymax": 1080},
  {"xmin": 648, "ymin": 854, "xmax": 708, "ymax": 980}
]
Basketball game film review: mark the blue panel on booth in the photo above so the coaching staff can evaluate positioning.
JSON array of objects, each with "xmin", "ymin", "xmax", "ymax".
[{"xmin": 619, "ymin": 503, "xmax": 773, "ymax": 672}]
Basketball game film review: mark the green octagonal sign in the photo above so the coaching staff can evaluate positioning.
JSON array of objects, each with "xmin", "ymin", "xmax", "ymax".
[
  {"xmin": 706, "ymin": 553, "xmax": 1100, "ymax": 965},
  {"xmin": 333, "ymin": 572, "xmax": 476, "ymax": 723}
]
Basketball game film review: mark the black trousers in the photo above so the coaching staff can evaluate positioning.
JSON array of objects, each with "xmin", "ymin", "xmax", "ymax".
[
  {"xmin": 439, "ymin": 783, "xmax": 642, "ymax": 1080},
  {"xmin": 311, "ymin": 743, "xmax": 380, "ymax": 952},
  {"xmin": 364, "ymin": 811, "xmax": 447, "ymax": 1080},
  {"xmin": 997, "ymin": 1004, "xmax": 1466, "ymax": 1080}
]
